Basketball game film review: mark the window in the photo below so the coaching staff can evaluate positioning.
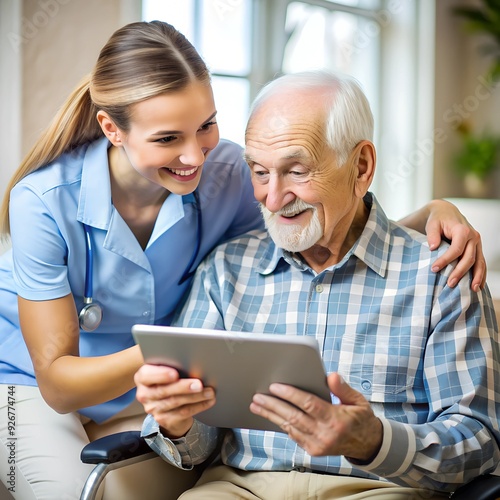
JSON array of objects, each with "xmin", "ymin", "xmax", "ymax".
[
  {"xmin": 143, "ymin": 0, "xmax": 435, "ymax": 219},
  {"xmin": 143, "ymin": 0, "xmax": 252, "ymax": 146}
]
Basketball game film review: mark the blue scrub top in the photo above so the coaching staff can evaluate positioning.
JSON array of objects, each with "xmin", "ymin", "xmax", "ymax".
[{"xmin": 0, "ymin": 137, "xmax": 263, "ymax": 422}]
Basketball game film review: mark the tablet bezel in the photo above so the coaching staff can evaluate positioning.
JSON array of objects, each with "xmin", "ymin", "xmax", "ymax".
[{"xmin": 132, "ymin": 324, "xmax": 331, "ymax": 432}]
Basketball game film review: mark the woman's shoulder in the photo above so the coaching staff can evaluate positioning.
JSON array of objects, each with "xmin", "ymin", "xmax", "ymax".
[
  {"xmin": 205, "ymin": 138, "xmax": 244, "ymax": 165},
  {"xmin": 15, "ymin": 139, "xmax": 105, "ymax": 194}
]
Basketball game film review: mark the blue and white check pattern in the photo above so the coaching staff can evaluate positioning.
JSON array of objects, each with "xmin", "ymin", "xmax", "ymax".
[{"xmin": 143, "ymin": 193, "xmax": 500, "ymax": 492}]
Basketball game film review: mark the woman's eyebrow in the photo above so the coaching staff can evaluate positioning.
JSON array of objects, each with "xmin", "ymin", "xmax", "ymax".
[{"xmin": 150, "ymin": 111, "xmax": 218, "ymax": 137}]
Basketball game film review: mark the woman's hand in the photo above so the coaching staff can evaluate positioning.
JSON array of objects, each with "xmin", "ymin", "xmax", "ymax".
[
  {"xmin": 134, "ymin": 364, "xmax": 216, "ymax": 439},
  {"xmin": 399, "ymin": 199, "xmax": 486, "ymax": 291}
]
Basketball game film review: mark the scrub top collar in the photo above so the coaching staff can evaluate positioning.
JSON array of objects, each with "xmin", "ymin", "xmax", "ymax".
[{"xmin": 76, "ymin": 137, "xmax": 191, "ymax": 251}]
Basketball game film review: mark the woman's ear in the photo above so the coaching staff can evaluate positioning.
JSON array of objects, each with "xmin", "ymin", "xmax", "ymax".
[
  {"xmin": 353, "ymin": 141, "xmax": 376, "ymax": 198},
  {"xmin": 96, "ymin": 110, "xmax": 123, "ymax": 147}
]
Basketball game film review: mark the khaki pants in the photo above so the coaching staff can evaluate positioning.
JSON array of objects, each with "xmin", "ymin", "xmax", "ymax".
[
  {"xmin": 0, "ymin": 384, "xmax": 197, "ymax": 500},
  {"xmin": 179, "ymin": 464, "xmax": 448, "ymax": 500}
]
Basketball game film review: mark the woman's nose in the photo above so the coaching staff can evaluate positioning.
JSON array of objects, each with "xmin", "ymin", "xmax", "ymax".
[{"xmin": 179, "ymin": 141, "xmax": 206, "ymax": 166}]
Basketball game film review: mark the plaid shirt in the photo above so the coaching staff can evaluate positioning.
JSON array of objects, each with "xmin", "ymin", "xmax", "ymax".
[{"xmin": 143, "ymin": 193, "xmax": 500, "ymax": 493}]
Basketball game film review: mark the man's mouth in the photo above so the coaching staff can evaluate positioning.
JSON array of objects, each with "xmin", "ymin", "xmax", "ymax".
[{"xmin": 279, "ymin": 208, "xmax": 309, "ymax": 218}]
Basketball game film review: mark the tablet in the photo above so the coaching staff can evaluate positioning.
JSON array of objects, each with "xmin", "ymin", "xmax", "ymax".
[{"xmin": 132, "ymin": 324, "xmax": 332, "ymax": 432}]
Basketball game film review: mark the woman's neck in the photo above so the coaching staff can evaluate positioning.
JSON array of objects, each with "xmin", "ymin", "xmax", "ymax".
[{"xmin": 108, "ymin": 145, "xmax": 169, "ymax": 249}]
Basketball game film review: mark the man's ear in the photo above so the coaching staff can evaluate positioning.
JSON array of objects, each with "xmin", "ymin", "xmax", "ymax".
[
  {"xmin": 353, "ymin": 141, "xmax": 376, "ymax": 198},
  {"xmin": 96, "ymin": 110, "xmax": 123, "ymax": 147}
]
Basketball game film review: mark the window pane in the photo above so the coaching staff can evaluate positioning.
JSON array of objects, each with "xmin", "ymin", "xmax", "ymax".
[
  {"xmin": 282, "ymin": 2, "xmax": 380, "ymax": 131},
  {"xmin": 142, "ymin": 0, "xmax": 195, "ymax": 40},
  {"xmin": 211, "ymin": 76, "xmax": 250, "ymax": 147},
  {"xmin": 324, "ymin": 0, "xmax": 381, "ymax": 8},
  {"xmin": 198, "ymin": 0, "xmax": 251, "ymax": 75}
]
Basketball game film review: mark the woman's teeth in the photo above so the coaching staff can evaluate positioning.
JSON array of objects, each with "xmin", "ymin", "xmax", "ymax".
[{"xmin": 168, "ymin": 167, "xmax": 198, "ymax": 176}]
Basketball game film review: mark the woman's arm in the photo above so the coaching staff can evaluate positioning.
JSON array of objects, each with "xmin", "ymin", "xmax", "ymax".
[
  {"xmin": 399, "ymin": 199, "xmax": 485, "ymax": 292},
  {"xmin": 18, "ymin": 294, "xmax": 144, "ymax": 413}
]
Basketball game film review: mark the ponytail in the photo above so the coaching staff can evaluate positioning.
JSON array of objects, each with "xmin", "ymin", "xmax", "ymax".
[
  {"xmin": 1, "ymin": 20, "xmax": 211, "ymax": 238},
  {"xmin": 0, "ymin": 75, "xmax": 102, "ymax": 236}
]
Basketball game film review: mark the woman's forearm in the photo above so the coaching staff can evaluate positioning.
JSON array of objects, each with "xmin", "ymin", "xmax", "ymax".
[{"xmin": 39, "ymin": 344, "xmax": 144, "ymax": 414}]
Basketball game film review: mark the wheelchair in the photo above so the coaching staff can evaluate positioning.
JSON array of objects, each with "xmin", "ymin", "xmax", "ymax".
[{"xmin": 80, "ymin": 430, "xmax": 500, "ymax": 500}]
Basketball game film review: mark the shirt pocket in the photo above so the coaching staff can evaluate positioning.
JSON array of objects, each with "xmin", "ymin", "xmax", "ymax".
[{"xmin": 337, "ymin": 329, "xmax": 426, "ymax": 404}]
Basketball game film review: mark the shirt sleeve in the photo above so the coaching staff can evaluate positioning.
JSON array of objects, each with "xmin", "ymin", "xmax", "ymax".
[
  {"xmin": 9, "ymin": 181, "xmax": 71, "ymax": 300},
  {"xmin": 141, "ymin": 414, "xmax": 219, "ymax": 469},
  {"xmin": 349, "ymin": 282, "xmax": 500, "ymax": 492}
]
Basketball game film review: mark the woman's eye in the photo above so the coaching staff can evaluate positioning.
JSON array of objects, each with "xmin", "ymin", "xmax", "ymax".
[
  {"xmin": 156, "ymin": 136, "xmax": 177, "ymax": 144},
  {"xmin": 200, "ymin": 121, "xmax": 217, "ymax": 131}
]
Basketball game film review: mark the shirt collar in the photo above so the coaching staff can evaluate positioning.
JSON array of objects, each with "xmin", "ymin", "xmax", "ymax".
[
  {"xmin": 77, "ymin": 137, "xmax": 114, "ymax": 229},
  {"xmin": 255, "ymin": 193, "xmax": 391, "ymax": 278}
]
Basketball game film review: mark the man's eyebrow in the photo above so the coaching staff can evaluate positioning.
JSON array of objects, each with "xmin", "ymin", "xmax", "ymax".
[
  {"xmin": 243, "ymin": 152, "xmax": 255, "ymax": 164},
  {"xmin": 150, "ymin": 111, "xmax": 218, "ymax": 136},
  {"xmin": 243, "ymin": 149, "xmax": 307, "ymax": 163},
  {"xmin": 283, "ymin": 150, "xmax": 307, "ymax": 160}
]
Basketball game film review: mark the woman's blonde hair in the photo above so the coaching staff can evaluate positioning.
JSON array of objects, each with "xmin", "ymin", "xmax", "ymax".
[{"xmin": 0, "ymin": 20, "xmax": 210, "ymax": 236}]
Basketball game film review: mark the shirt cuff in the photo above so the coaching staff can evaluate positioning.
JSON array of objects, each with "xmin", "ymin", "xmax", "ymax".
[
  {"xmin": 346, "ymin": 417, "xmax": 416, "ymax": 477},
  {"xmin": 141, "ymin": 414, "xmax": 218, "ymax": 470}
]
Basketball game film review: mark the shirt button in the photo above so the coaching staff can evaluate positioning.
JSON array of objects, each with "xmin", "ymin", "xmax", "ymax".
[
  {"xmin": 361, "ymin": 380, "xmax": 372, "ymax": 391},
  {"xmin": 142, "ymin": 311, "xmax": 150, "ymax": 317},
  {"xmin": 315, "ymin": 284, "xmax": 324, "ymax": 293}
]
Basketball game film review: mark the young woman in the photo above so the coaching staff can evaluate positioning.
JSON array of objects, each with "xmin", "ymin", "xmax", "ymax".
[{"xmin": 0, "ymin": 20, "xmax": 485, "ymax": 499}]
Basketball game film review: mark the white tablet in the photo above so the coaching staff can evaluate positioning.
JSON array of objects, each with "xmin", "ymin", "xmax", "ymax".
[{"xmin": 132, "ymin": 324, "xmax": 332, "ymax": 432}]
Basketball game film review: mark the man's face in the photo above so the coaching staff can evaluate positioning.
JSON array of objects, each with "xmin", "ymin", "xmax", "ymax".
[{"xmin": 244, "ymin": 90, "xmax": 359, "ymax": 253}]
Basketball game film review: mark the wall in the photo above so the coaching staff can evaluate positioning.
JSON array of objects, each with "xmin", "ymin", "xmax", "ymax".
[
  {"xmin": 434, "ymin": 0, "xmax": 500, "ymax": 200},
  {"xmin": 21, "ymin": 0, "xmax": 140, "ymax": 153}
]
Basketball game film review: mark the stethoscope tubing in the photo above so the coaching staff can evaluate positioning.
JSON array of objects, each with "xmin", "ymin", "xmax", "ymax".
[
  {"xmin": 82, "ymin": 222, "xmax": 94, "ymax": 301},
  {"xmin": 80, "ymin": 190, "xmax": 202, "ymax": 329}
]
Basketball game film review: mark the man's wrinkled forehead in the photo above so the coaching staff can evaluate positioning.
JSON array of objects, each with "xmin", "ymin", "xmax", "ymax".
[
  {"xmin": 246, "ymin": 100, "xmax": 291, "ymax": 139},
  {"xmin": 245, "ymin": 97, "xmax": 329, "ymax": 161}
]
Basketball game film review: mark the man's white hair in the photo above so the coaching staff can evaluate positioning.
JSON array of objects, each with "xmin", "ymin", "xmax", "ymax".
[{"xmin": 247, "ymin": 70, "xmax": 374, "ymax": 166}]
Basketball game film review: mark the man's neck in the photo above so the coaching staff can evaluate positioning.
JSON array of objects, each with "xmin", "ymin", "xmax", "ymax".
[{"xmin": 298, "ymin": 199, "xmax": 370, "ymax": 273}]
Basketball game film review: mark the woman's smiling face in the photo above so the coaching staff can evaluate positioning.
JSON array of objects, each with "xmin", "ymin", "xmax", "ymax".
[{"xmin": 116, "ymin": 81, "xmax": 219, "ymax": 195}]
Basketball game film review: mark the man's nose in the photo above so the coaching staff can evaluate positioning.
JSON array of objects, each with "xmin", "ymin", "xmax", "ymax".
[{"xmin": 264, "ymin": 177, "xmax": 295, "ymax": 213}]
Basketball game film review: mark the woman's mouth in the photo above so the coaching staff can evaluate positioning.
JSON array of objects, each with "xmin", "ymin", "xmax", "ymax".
[{"xmin": 164, "ymin": 166, "xmax": 199, "ymax": 181}]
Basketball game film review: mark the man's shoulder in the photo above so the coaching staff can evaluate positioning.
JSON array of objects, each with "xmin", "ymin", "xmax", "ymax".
[{"xmin": 389, "ymin": 220, "xmax": 451, "ymax": 259}]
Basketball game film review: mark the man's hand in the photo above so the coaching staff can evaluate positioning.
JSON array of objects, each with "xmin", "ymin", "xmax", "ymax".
[
  {"xmin": 250, "ymin": 373, "xmax": 382, "ymax": 462},
  {"xmin": 134, "ymin": 364, "xmax": 216, "ymax": 439}
]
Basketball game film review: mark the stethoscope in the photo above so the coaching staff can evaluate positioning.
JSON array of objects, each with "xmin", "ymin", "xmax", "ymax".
[{"xmin": 78, "ymin": 191, "xmax": 202, "ymax": 331}]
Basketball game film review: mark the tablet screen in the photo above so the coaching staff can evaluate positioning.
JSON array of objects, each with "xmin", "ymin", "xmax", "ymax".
[{"xmin": 132, "ymin": 324, "xmax": 332, "ymax": 432}]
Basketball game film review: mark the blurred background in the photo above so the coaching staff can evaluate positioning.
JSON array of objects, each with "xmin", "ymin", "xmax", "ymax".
[{"xmin": 1, "ymin": 0, "xmax": 499, "ymax": 298}]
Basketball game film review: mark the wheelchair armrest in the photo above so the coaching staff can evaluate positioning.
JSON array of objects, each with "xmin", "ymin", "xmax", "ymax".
[
  {"xmin": 81, "ymin": 430, "xmax": 152, "ymax": 465},
  {"xmin": 452, "ymin": 474, "xmax": 500, "ymax": 500}
]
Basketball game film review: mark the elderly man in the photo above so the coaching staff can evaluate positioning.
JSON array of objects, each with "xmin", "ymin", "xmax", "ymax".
[{"xmin": 135, "ymin": 71, "xmax": 500, "ymax": 499}]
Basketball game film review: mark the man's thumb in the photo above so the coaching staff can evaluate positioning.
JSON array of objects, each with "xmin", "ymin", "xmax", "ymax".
[{"xmin": 327, "ymin": 373, "xmax": 363, "ymax": 405}]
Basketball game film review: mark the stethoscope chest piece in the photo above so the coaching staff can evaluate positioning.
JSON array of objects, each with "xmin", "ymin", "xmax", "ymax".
[{"xmin": 79, "ymin": 300, "xmax": 103, "ymax": 332}]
